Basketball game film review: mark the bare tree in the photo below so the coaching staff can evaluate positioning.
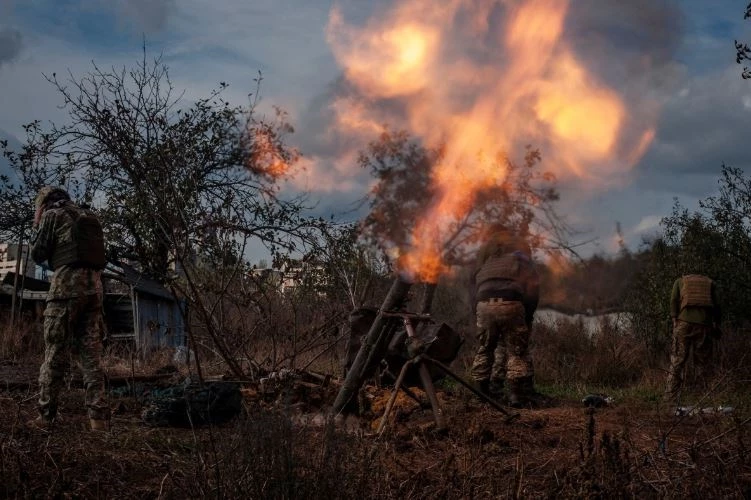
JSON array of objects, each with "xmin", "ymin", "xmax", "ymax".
[
  {"xmin": 312, "ymin": 223, "xmax": 390, "ymax": 308},
  {"xmin": 734, "ymin": 2, "xmax": 751, "ymax": 79},
  {"xmin": 357, "ymin": 129, "xmax": 570, "ymax": 269},
  {"xmin": 0, "ymin": 49, "xmax": 328, "ymax": 377}
]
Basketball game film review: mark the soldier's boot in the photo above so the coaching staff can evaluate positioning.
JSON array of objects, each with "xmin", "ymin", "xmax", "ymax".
[
  {"xmin": 89, "ymin": 407, "xmax": 111, "ymax": 432},
  {"xmin": 90, "ymin": 418, "xmax": 110, "ymax": 431},
  {"xmin": 26, "ymin": 416, "xmax": 55, "ymax": 432},
  {"xmin": 508, "ymin": 376, "xmax": 546, "ymax": 409},
  {"xmin": 488, "ymin": 379, "xmax": 506, "ymax": 401},
  {"xmin": 476, "ymin": 379, "xmax": 490, "ymax": 395}
]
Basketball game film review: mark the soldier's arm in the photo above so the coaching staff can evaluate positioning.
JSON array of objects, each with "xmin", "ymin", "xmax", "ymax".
[
  {"xmin": 669, "ymin": 279, "xmax": 681, "ymax": 319},
  {"xmin": 30, "ymin": 211, "xmax": 55, "ymax": 265},
  {"xmin": 524, "ymin": 266, "xmax": 540, "ymax": 324}
]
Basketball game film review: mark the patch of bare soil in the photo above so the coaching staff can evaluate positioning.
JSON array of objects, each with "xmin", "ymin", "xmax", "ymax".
[
  {"xmin": 1, "ymin": 375, "xmax": 749, "ymax": 498},
  {"xmin": 0, "ymin": 360, "xmax": 39, "ymax": 389}
]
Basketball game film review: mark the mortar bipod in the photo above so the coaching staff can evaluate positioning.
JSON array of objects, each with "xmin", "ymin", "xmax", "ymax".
[{"xmin": 376, "ymin": 314, "xmax": 519, "ymax": 435}]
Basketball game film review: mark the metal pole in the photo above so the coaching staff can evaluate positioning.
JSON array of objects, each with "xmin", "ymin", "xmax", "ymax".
[
  {"xmin": 426, "ymin": 356, "xmax": 517, "ymax": 420},
  {"xmin": 418, "ymin": 360, "xmax": 445, "ymax": 430},
  {"xmin": 376, "ymin": 359, "xmax": 414, "ymax": 435},
  {"xmin": 9, "ymin": 233, "xmax": 24, "ymax": 330},
  {"xmin": 331, "ymin": 275, "xmax": 412, "ymax": 416},
  {"xmin": 418, "ymin": 282, "xmax": 437, "ymax": 315}
]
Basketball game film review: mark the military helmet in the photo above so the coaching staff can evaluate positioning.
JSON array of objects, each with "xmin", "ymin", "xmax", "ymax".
[
  {"xmin": 35, "ymin": 186, "xmax": 70, "ymax": 210},
  {"xmin": 486, "ymin": 229, "xmax": 531, "ymax": 257}
]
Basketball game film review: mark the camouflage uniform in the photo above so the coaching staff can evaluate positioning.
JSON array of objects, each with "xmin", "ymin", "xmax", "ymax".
[
  {"xmin": 472, "ymin": 300, "xmax": 527, "ymax": 382},
  {"xmin": 664, "ymin": 274, "xmax": 721, "ymax": 403},
  {"xmin": 470, "ymin": 233, "xmax": 539, "ymax": 406},
  {"xmin": 30, "ymin": 188, "xmax": 109, "ymax": 423}
]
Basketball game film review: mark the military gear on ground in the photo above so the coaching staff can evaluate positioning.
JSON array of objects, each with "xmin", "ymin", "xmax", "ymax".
[
  {"xmin": 141, "ymin": 382, "xmax": 242, "ymax": 427},
  {"xmin": 582, "ymin": 394, "xmax": 613, "ymax": 408}
]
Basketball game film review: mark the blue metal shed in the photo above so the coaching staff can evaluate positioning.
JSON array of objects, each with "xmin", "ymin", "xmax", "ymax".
[{"xmin": 103, "ymin": 262, "xmax": 187, "ymax": 352}]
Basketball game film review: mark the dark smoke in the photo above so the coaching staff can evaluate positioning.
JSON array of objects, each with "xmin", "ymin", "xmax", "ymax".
[{"xmin": 0, "ymin": 27, "xmax": 23, "ymax": 67}]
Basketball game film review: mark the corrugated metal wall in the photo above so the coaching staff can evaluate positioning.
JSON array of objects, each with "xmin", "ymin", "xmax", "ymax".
[{"xmin": 133, "ymin": 292, "xmax": 186, "ymax": 350}]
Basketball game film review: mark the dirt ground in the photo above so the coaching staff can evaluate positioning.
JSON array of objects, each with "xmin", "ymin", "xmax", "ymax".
[{"xmin": 1, "ymin": 364, "xmax": 749, "ymax": 499}]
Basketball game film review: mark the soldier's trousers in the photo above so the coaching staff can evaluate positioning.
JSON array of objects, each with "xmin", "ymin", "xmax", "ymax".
[
  {"xmin": 664, "ymin": 320, "xmax": 714, "ymax": 403},
  {"xmin": 38, "ymin": 294, "xmax": 109, "ymax": 421},
  {"xmin": 471, "ymin": 299, "xmax": 533, "ymax": 384}
]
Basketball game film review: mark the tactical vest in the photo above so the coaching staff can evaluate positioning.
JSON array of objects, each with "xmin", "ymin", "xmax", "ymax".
[
  {"xmin": 49, "ymin": 205, "xmax": 106, "ymax": 270},
  {"xmin": 476, "ymin": 254, "xmax": 524, "ymax": 292},
  {"xmin": 680, "ymin": 274, "xmax": 713, "ymax": 309}
]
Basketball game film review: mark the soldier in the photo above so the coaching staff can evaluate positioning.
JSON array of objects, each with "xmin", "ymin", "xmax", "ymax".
[
  {"xmin": 28, "ymin": 186, "xmax": 110, "ymax": 431},
  {"xmin": 470, "ymin": 231, "xmax": 542, "ymax": 408},
  {"xmin": 664, "ymin": 273, "xmax": 721, "ymax": 404}
]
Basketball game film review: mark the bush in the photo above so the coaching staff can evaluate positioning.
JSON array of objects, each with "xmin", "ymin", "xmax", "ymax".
[
  {"xmin": 531, "ymin": 318, "xmax": 650, "ymax": 388},
  {"xmin": 0, "ymin": 315, "xmax": 43, "ymax": 361}
]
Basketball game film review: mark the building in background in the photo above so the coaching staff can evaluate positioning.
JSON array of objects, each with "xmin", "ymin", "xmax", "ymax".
[{"xmin": 0, "ymin": 243, "xmax": 35, "ymax": 281}]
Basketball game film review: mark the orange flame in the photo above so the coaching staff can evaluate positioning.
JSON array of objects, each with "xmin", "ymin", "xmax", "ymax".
[
  {"xmin": 248, "ymin": 127, "xmax": 296, "ymax": 179},
  {"xmin": 327, "ymin": 0, "xmax": 657, "ymax": 282}
]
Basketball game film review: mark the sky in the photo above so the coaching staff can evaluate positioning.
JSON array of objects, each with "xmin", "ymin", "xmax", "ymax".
[{"xmin": 1, "ymin": 0, "xmax": 750, "ymax": 260}]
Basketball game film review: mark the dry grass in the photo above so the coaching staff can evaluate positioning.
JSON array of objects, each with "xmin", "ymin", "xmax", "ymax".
[
  {"xmin": 2, "ymin": 309, "xmax": 751, "ymax": 498},
  {"xmin": 1, "ymin": 382, "xmax": 750, "ymax": 499},
  {"xmin": 0, "ymin": 315, "xmax": 43, "ymax": 362}
]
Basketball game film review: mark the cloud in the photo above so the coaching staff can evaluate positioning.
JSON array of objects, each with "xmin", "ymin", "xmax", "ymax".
[
  {"xmin": 0, "ymin": 27, "xmax": 22, "ymax": 67},
  {"xmin": 0, "ymin": 34, "xmax": 127, "ymax": 134},
  {"xmin": 635, "ymin": 65, "xmax": 751, "ymax": 195},
  {"xmin": 116, "ymin": 0, "xmax": 177, "ymax": 33},
  {"xmin": 1, "ymin": 0, "xmax": 748, "ymax": 258},
  {"xmin": 0, "ymin": 128, "xmax": 22, "ymax": 182}
]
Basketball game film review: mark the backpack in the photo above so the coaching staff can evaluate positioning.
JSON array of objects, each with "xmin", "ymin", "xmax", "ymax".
[
  {"xmin": 50, "ymin": 206, "xmax": 106, "ymax": 270},
  {"xmin": 680, "ymin": 274, "xmax": 713, "ymax": 309},
  {"xmin": 475, "ymin": 252, "xmax": 529, "ymax": 296}
]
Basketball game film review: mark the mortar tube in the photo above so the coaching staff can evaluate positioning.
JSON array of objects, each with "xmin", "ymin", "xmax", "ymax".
[
  {"xmin": 418, "ymin": 282, "xmax": 437, "ymax": 315},
  {"xmin": 331, "ymin": 274, "xmax": 413, "ymax": 416}
]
